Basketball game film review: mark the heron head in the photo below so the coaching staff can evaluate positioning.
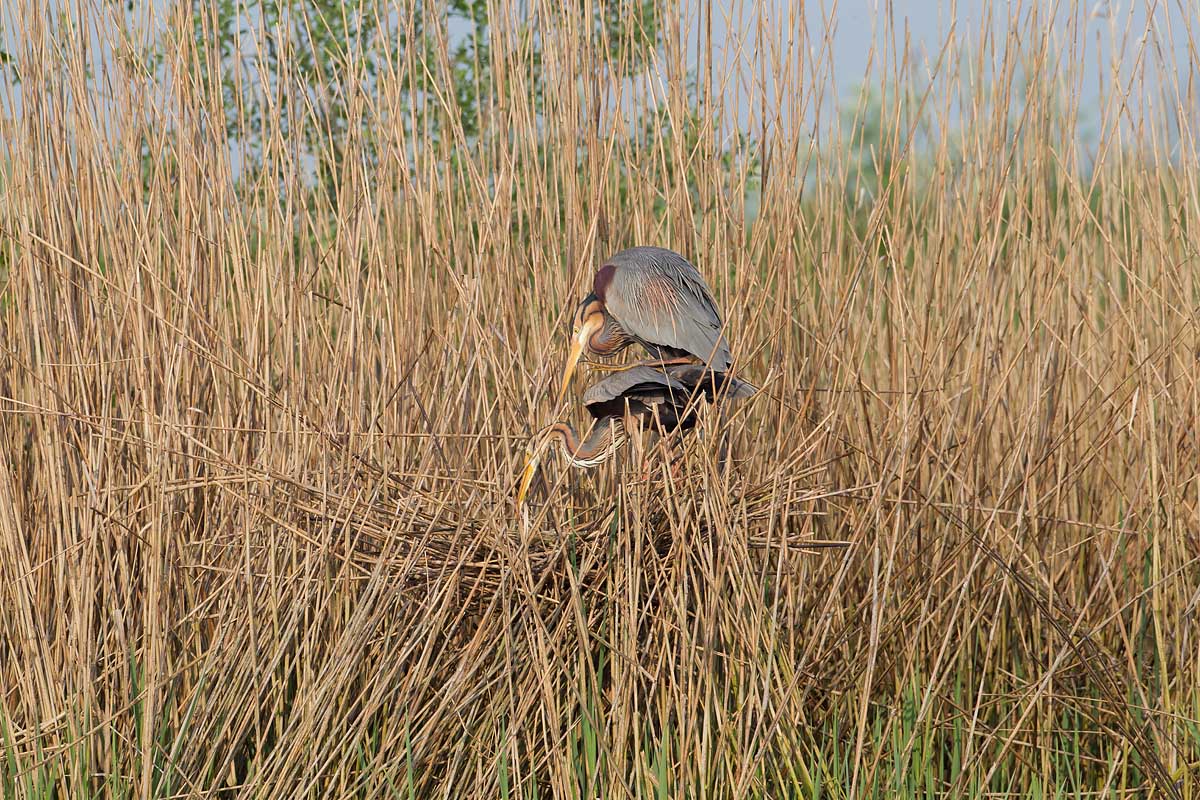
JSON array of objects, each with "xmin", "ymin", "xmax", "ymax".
[
  {"xmin": 558, "ymin": 295, "xmax": 605, "ymax": 404},
  {"xmin": 516, "ymin": 426, "xmax": 554, "ymax": 507},
  {"xmin": 570, "ymin": 293, "xmax": 605, "ymax": 330}
]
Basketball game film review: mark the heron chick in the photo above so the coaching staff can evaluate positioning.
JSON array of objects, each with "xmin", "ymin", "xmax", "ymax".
[
  {"xmin": 557, "ymin": 246, "xmax": 732, "ymax": 404},
  {"xmin": 519, "ymin": 364, "xmax": 756, "ymax": 507}
]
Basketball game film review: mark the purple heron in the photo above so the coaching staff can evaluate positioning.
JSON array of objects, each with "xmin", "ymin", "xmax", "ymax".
[
  {"xmin": 518, "ymin": 363, "xmax": 755, "ymax": 506},
  {"xmin": 556, "ymin": 246, "xmax": 732, "ymax": 404}
]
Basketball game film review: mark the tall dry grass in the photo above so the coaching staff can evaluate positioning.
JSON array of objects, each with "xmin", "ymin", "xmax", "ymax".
[{"xmin": 1, "ymin": 0, "xmax": 1198, "ymax": 796}]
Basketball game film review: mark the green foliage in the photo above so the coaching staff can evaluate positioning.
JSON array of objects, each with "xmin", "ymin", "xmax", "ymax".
[
  {"xmin": 0, "ymin": 19, "xmax": 17, "ymax": 84},
  {"xmin": 187, "ymin": 0, "xmax": 665, "ymax": 192},
  {"xmin": 191, "ymin": 0, "xmax": 408, "ymax": 187}
]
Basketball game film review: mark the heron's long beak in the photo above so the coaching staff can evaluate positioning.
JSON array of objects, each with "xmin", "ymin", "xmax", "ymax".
[
  {"xmin": 556, "ymin": 316, "xmax": 601, "ymax": 405},
  {"xmin": 516, "ymin": 453, "xmax": 541, "ymax": 507},
  {"xmin": 555, "ymin": 338, "xmax": 585, "ymax": 406}
]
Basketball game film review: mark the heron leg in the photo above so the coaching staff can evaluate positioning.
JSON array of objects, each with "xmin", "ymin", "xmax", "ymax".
[
  {"xmin": 645, "ymin": 406, "xmax": 682, "ymax": 483},
  {"xmin": 659, "ymin": 430, "xmax": 682, "ymax": 481},
  {"xmin": 623, "ymin": 410, "xmax": 651, "ymax": 483}
]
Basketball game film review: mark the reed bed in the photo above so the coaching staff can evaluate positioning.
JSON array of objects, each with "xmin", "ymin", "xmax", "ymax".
[{"xmin": 1, "ymin": 0, "xmax": 1198, "ymax": 796}]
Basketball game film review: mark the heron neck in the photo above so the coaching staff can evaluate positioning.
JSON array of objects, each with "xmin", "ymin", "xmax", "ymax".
[
  {"xmin": 551, "ymin": 420, "xmax": 626, "ymax": 468},
  {"xmin": 587, "ymin": 315, "xmax": 631, "ymax": 356}
]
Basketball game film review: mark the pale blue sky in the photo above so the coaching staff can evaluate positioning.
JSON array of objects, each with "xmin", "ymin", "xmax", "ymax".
[{"xmin": 649, "ymin": 0, "xmax": 1192, "ymax": 148}]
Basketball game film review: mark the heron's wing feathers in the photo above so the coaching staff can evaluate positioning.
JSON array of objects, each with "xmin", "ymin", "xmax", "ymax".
[
  {"xmin": 582, "ymin": 367, "xmax": 687, "ymax": 421},
  {"xmin": 726, "ymin": 378, "xmax": 757, "ymax": 400},
  {"xmin": 582, "ymin": 366, "xmax": 685, "ymax": 407},
  {"xmin": 603, "ymin": 248, "xmax": 733, "ymax": 371},
  {"xmin": 582, "ymin": 364, "xmax": 755, "ymax": 426},
  {"xmin": 663, "ymin": 364, "xmax": 757, "ymax": 401}
]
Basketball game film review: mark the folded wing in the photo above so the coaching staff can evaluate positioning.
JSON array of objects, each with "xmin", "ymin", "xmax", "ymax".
[{"xmin": 602, "ymin": 247, "xmax": 733, "ymax": 372}]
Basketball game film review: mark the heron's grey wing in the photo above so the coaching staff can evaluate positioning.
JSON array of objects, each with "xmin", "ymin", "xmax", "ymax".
[
  {"xmin": 584, "ymin": 365, "xmax": 717, "ymax": 430},
  {"xmin": 665, "ymin": 364, "xmax": 757, "ymax": 401},
  {"xmin": 603, "ymin": 248, "xmax": 733, "ymax": 371},
  {"xmin": 582, "ymin": 366, "xmax": 684, "ymax": 408},
  {"xmin": 725, "ymin": 377, "xmax": 757, "ymax": 400}
]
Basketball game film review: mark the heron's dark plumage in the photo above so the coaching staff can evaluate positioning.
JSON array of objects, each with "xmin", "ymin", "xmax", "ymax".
[
  {"xmin": 592, "ymin": 263, "xmax": 618, "ymax": 300},
  {"xmin": 582, "ymin": 364, "xmax": 755, "ymax": 432}
]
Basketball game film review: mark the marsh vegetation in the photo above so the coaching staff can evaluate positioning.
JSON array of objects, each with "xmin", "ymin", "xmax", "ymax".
[{"xmin": 1, "ymin": 0, "xmax": 1198, "ymax": 796}]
